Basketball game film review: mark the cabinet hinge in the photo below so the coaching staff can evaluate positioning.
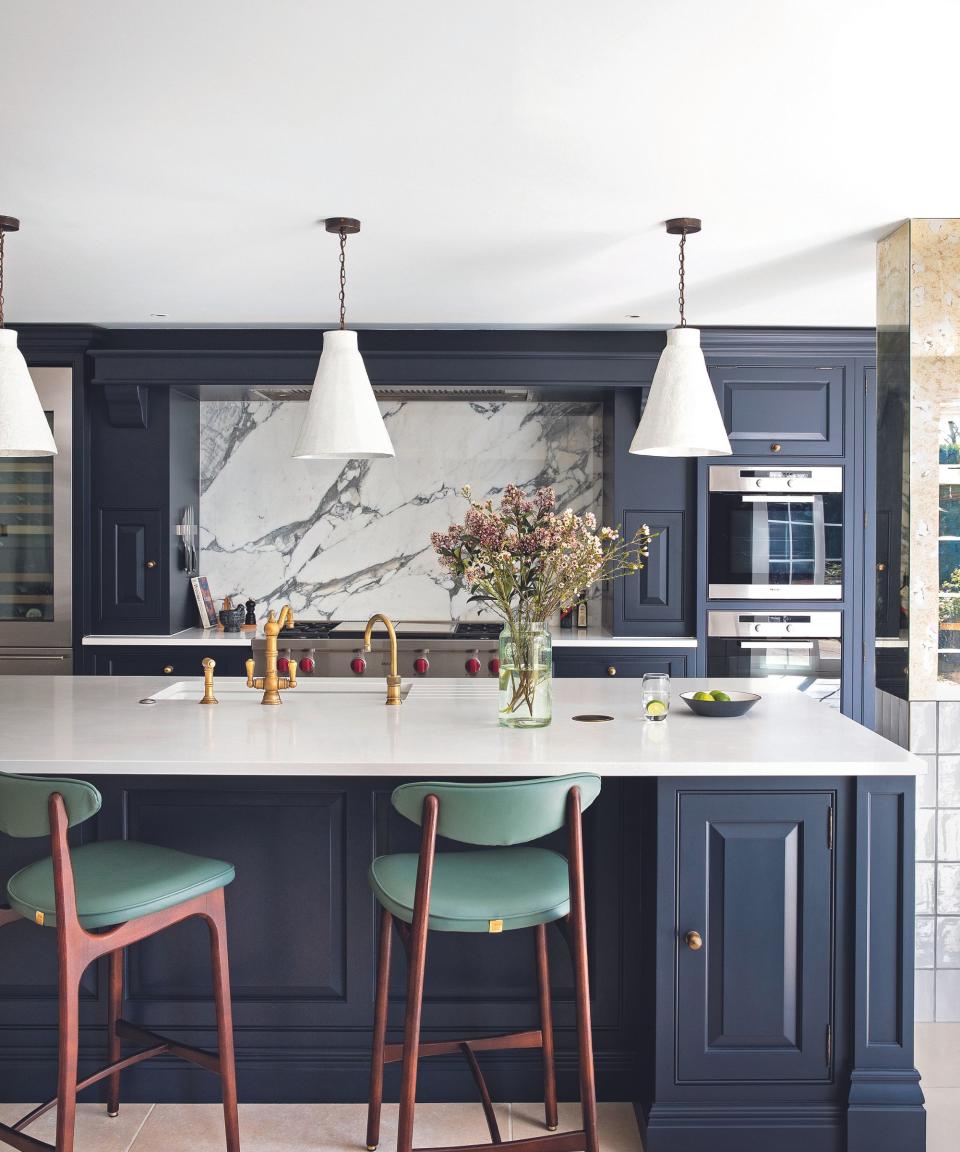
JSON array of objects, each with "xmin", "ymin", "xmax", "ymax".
[
  {"xmin": 826, "ymin": 1023, "xmax": 833, "ymax": 1067},
  {"xmin": 827, "ymin": 806, "xmax": 834, "ymax": 850}
]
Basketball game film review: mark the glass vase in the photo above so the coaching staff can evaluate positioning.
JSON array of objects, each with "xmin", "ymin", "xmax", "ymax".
[{"xmin": 498, "ymin": 621, "xmax": 552, "ymax": 728}]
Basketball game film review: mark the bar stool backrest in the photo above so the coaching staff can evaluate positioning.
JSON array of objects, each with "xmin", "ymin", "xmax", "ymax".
[
  {"xmin": 0, "ymin": 771, "xmax": 101, "ymax": 838},
  {"xmin": 391, "ymin": 774, "xmax": 601, "ymax": 846}
]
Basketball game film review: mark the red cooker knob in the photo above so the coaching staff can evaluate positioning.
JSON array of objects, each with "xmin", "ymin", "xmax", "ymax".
[
  {"xmin": 350, "ymin": 655, "xmax": 367, "ymax": 675},
  {"xmin": 488, "ymin": 657, "xmax": 500, "ymax": 676},
  {"xmin": 413, "ymin": 655, "xmax": 430, "ymax": 676},
  {"xmin": 465, "ymin": 656, "xmax": 481, "ymax": 676},
  {"xmin": 277, "ymin": 657, "xmax": 290, "ymax": 674},
  {"xmin": 300, "ymin": 656, "xmax": 315, "ymax": 674}
]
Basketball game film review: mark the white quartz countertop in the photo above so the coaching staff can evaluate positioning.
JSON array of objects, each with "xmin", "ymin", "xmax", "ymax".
[
  {"xmin": 0, "ymin": 676, "xmax": 919, "ymax": 778},
  {"xmin": 80, "ymin": 625, "xmax": 697, "ymax": 649},
  {"xmin": 82, "ymin": 628, "xmax": 255, "ymax": 647}
]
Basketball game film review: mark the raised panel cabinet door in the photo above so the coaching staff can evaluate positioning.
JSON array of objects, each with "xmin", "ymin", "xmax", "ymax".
[
  {"xmin": 620, "ymin": 511, "xmax": 685, "ymax": 624},
  {"xmin": 676, "ymin": 789, "xmax": 834, "ymax": 1083},
  {"xmin": 98, "ymin": 507, "xmax": 163, "ymax": 623},
  {"xmin": 709, "ymin": 364, "xmax": 846, "ymax": 456}
]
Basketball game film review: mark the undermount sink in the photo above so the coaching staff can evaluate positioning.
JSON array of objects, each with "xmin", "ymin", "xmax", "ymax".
[{"xmin": 146, "ymin": 677, "xmax": 414, "ymax": 702}]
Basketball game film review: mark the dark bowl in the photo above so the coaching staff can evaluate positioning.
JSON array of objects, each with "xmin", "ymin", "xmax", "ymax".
[{"xmin": 679, "ymin": 690, "xmax": 761, "ymax": 718}]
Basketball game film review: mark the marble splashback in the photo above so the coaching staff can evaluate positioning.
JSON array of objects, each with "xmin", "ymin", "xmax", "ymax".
[{"xmin": 199, "ymin": 399, "xmax": 603, "ymax": 621}]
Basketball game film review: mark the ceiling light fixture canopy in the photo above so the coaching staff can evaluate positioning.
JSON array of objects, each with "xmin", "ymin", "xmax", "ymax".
[
  {"xmin": 0, "ymin": 216, "xmax": 57, "ymax": 457},
  {"xmin": 628, "ymin": 217, "xmax": 731, "ymax": 458},
  {"xmin": 293, "ymin": 217, "xmax": 395, "ymax": 461}
]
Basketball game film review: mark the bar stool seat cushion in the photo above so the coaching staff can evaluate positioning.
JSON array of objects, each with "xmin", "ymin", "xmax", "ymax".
[
  {"xmin": 6, "ymin": 840, "xmax": 235, "ymax": 930},
  {"xmin": 369, "ymin": 846, "xmax": 569, "ymax": 933}
]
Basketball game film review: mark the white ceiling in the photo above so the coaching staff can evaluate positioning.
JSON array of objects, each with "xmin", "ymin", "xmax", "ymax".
[{"xmin": 1, "ymin": 0, "xmax": 958, "ymax": 329}]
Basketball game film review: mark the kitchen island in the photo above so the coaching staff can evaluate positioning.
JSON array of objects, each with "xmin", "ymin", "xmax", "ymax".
[{"xmin": 0, "ymin": 677, "xmax": 923, "ymax": 1152}]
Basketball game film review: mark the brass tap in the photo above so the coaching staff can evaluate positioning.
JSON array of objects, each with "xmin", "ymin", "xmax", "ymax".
[
  {"xmin": 363, "ymin": 613, "xmax": 403, "ymax": 706},
  {"xmin": 246, "ymin": 606, "xmax": 298, "ymax": 705},
  {"xmin": 199, "ymin": 657, "xmax": 218, "ymax": 705}
]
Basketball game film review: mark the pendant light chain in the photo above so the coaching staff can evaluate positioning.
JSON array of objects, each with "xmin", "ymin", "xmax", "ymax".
[
  {"xmin": 677, "ymin": 229, "xmax": 687, "ymax": 327},
  {"xmin": 0, "ymin": 230, "xmax": 5, "ymax": 329},
  {"xmin": 338, "ymin": 227, "xmax": 347, "ymax": 330}
]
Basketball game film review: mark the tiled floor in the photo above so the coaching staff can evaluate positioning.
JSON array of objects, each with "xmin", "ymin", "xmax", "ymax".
[
  {"xmin": 0, "ymin": 1101, "xmax": 640, "ymax": 1152},
  {"xmin": 2, "ymin": 1036, "xmax": 958, "ymax": 1152}
]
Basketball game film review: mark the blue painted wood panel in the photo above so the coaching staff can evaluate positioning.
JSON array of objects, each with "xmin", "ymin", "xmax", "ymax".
[
  {"xmin": 709, "ymin": 363, "xmax": 846, "ymax": 456},
  {"xmin": 676, "ymin": 790, "xmax": 834, "ymax": 1083}
]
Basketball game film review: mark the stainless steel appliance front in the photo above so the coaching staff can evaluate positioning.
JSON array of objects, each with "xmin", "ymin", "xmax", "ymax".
[
  {"xmin": 707, "ymin": 610, "xmax": 842, "ymax": 708},
  {"xmin": 252, "ymin": 620, "xmax": 502, "ymax": 679},
  {"xmin": 707, "ymin": 465, "xmax": 843, "ymax": 600},
  {"xmin": 0, "ymin": 368, "xmax": 73, "ymax": 670}
]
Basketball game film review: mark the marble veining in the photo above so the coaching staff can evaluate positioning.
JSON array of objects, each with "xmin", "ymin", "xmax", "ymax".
[{"xmin": 199, "ymin": 399, "xmax": 602, "ymax": 620}]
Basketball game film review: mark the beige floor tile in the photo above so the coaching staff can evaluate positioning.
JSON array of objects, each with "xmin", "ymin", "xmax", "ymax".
[
  {"xmin": 924, "ymin": 1087, "xmax": 960, "ymax": 1152},
  {"xmin": 131, "ymin": 1102, "xmax": 509, "ymax": 1152},
  {"xmin": 511, "ymin": 1102, "xmax": 641, "ymax": 1152},
  {"xmin": 917, "ymin": 1022, "xmax": 960, "ymax": 1087},
  {"xmin": 0, "ymin": 1102, "xmax": 154, "ymax": 1151}
]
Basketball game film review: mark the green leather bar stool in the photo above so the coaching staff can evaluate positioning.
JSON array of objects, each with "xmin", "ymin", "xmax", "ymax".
[
  {"xmin": 0, "ymin": 772, "xmax": 240, "ymax": 1152},
  {"xmin": 366, "ymin": 774, "xmax": 602, "ymax": 1152}
]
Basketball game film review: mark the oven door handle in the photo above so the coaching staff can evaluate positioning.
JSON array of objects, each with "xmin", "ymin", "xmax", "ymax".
[
  {"xmin": 740, "ymin": 494, "xmax": 818, "ymax": 503},
  {"xmin": 739, "ymin": 641, "xmax": 815, "ymax": 650}
]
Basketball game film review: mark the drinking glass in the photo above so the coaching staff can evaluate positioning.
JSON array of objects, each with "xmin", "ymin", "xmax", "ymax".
[{"xmin": 642, "ymin": 672, "xmax": 670, "ymax": 721}]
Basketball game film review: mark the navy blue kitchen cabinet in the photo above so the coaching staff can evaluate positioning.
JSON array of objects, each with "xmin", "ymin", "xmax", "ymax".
[
  {"xmin": 553, "ymin": 650, "xmax": 689, "ymax": 677},
  {"xmin": 603, "ymin": 388, "xmax": 696, "ymax": 637},
  {"xmin": 82, "ymin": 644, "xmax": 249, "ymax": 677},
  {"xmin": 639, "ymin": 776, "xmax": 923, "ymax": 1152},
  {"xmin": 707, "ymin": 360, "xmax": 846, "ymax": 456},
  {"xmin": 675, "ymin": 789, "xmax": 834, "ymax": 1084},
  {"xmin": 88, "ymin": 372, "xmax": 200, "ymax": 635}
]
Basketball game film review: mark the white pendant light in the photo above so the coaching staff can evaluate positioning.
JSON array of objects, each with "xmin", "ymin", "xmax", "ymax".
[
  {"xmin": 293, "ymin": 217, "xmax": 394, "ymax": 460},
  {"xmin": 0, "ymin": 217, "xmax": 57, "ymax": 457},
  {"xmin": 629, "ymin": 218, "xmax": 731, "ymax": 458}
]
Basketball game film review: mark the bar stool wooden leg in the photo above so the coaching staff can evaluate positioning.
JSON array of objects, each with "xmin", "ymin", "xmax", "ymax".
[
  {"xmin": 397, "ymin": 795, "xmax": 439, "ymax": 1152},
  {"xmin": 205, "ymin": 889, "xmax": 240, "ymax": 1152},
  {"xmin": 534, "ymin": 924, "xmax": 558, "ymax": 1132},
  {"xmin": 367, "ymin": 907, "xmax": 393, "ymax": 1151},
  {"xmin": 106, "ymin": 949, "xmax": 123, "ymax": 1117},
  {"xmin": 567, "ymin": 789, "xmax": 598, "ymax": 1152},
  {"xmin": 55, "ymin": 964, "xmax": 81, "ymax": 1152}
]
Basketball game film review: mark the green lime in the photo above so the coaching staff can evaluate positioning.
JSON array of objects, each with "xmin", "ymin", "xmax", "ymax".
[
  {"xmin": 645, "ymin": 699, "xmax": 667, "ymax": 716},
  {"xmin": 710, "ymin": 690, "xmax": 731, "ymax": 702},
  {"xmin": 693, "ymin": 691, "xmax": 713, "ymax": 702}
]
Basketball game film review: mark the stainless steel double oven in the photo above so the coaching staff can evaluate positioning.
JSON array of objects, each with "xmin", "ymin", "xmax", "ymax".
[{"xmin": 707, "ymin": 465, "xmax": 845, "ymax": 709}]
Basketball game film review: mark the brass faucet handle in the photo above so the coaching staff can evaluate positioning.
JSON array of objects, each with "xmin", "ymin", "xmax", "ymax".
[
  {"xmin": 200, "ymin": 657, "xmax": 218, "ymax": 705},
  {"xmin": 245, "ymin": 658, "xmax": 256, "ymax": 687},
  {"xmin": 281, "ymin": 660, "xmax": 298, "ymax": 690}
]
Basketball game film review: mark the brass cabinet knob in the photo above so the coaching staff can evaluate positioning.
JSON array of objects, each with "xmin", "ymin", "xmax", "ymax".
[
  {"xmin": 145, "ymin": 560, "xmax": 158, "ymax": 569},
  {"xmin": 606, "ymin": 665, "xmax": 617, "ymax": 677},
  {"xmin": 770, "ymin": 442, "xmax": 782, "ymax": 453},
  {"xmin": 877, "ymin": 562, "xmax": 887, "ymax": 572},
  {"xmin": 162, "ymin": 664, "xmax": 174, "ymax": 675},
  {"xmin": 684, "ymin": 930, "xmax": 703, "ymax": 950}
]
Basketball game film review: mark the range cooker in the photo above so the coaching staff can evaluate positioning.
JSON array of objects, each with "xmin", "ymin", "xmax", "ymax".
[{"xmin": 251, "ymin": 620, "xmax": 503, "ymax": 678}]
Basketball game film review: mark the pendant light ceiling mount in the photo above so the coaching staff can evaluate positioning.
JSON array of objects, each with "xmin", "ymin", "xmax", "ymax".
[
  {"xmin": 664, "ymin": 217, "xmax": 701, "ymax": 235},
  {"xmin": 322, "ymin": 217, "xmax": 361, "ymax": 235}
]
